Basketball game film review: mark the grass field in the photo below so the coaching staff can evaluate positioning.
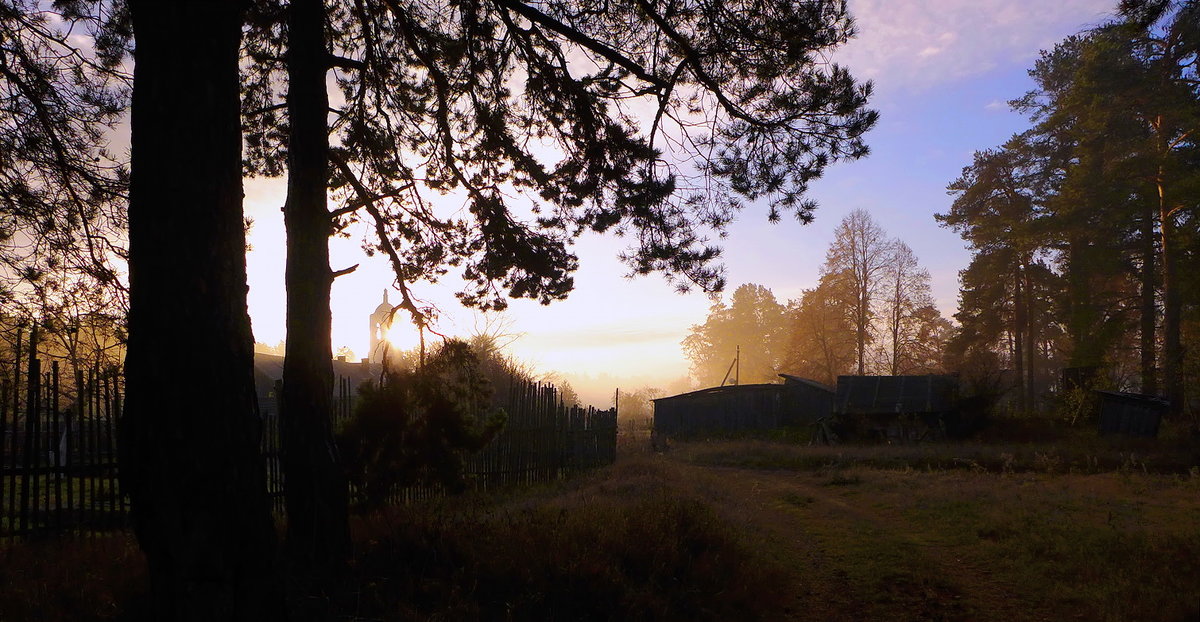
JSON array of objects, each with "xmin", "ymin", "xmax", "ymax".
[{"xmin": 2, "ymin": 430, "xmax": 1198, "ymax": 621}]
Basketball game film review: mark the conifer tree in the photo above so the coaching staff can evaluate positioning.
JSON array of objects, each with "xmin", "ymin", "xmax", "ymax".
[{"xmin": 239, "ymin": 0, "xmax": 878, "ymax": 576}]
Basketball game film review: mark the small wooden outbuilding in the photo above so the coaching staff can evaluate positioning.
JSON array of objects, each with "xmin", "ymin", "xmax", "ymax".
[
  {"xmin": 653, "ymin": 376, "xmax": 834, "ymax": 437},
  {"xmin": 834, "ymin": 375, "xmax": 959, "ymax": 442},
  {"xmin": 1095, "ymin": 391, "xmax": 1166, "ymax": 438}
]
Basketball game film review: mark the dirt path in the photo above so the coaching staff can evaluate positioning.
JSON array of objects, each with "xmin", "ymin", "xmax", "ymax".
[{"xmin": 657, "ymin": 456, "xmax": 1043, "ymax": 621}]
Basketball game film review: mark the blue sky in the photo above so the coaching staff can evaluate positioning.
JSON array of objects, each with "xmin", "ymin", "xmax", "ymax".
[{"xmin": 244, "ymin": 0, "xmax": 1116, "ymax": 406}]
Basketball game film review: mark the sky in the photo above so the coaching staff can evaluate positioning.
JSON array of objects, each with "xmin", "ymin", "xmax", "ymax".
[{"xmin": 243, "ymin": 0, "xmax": 1116, "ymax": 407}]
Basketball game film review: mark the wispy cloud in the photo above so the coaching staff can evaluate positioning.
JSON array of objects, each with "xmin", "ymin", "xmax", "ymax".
[{"xmin": 833, "ymin": 0, "xmax": 1113, "ymax": 91}]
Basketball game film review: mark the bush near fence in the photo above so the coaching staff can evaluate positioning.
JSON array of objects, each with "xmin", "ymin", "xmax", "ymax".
[
  {"xmin": 262, "ymin": 378, "xmax": 617, "ymax": 511},
  {"xmin": 2, "ymin": 340, "xmax": 617, "ymax": 540}
]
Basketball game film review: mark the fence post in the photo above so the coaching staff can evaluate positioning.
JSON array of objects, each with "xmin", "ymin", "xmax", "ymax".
[
  {"xmin": 52, "ymin": 361, "xmax": 62, "ymax": 531},
  {"xmin": 7, "ymin": 327, "xmax": 20, "ymax": 537},
  {"xmin": 19, "ymin": 327, "xmax": 39, "ymax": 535},
  {"xmin": 0, "ymin": 376, "xmax": 7, "ymax": 539}
]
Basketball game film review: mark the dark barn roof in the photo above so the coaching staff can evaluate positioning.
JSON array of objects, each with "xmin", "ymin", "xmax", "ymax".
[
  {"xmin": 835, "ymin": 375, "xmax": 958, "ymax": 415},
  {"xmin": 652, "ymin": 383, "xmax": 781, "ymax": 404},
  {"xmin": 778, "ymin": 374, "xmax": 835, "ymax": 394}
]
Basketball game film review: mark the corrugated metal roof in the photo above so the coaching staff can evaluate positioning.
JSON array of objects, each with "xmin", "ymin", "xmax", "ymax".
[
  {"xmin": 835, "ymin": 375, "xmax": 958, "ymax": 415},
  {"xmin": 778, "ymin": 374, "xmax": 835, "ymax": 394},
  {"xmin": 652, "ymin": 383, "xmax": 780, "ymax": 402}
]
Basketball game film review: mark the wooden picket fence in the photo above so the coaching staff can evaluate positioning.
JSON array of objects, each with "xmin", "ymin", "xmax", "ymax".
[
  {"xmin": 463, "ymin": 380, "xmax": 617, "ymax": 489},
  {"xmin": 2, "ymin": 333, "xmax": 617, "ymax": 540},
  {"xmin": 0, "ymin": 328, "xmax": 125, "ymax": 540},
  {"xmin": 261, "ymin": 378, "xmax": 618, "ymax": 511}
]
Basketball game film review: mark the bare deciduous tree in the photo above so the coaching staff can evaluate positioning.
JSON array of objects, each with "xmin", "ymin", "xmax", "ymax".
[{"xmin": 823, "ymin": 209, "xmax": 894, "ymax": 374}]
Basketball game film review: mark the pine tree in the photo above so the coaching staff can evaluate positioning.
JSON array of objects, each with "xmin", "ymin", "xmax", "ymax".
[
  {"xmin": 121, "ymin": 0, "xmax": 282, "ymax": 618},
  {"xmin": 238, "ymin": 0, "xmax": 878, "ymax": 576}
]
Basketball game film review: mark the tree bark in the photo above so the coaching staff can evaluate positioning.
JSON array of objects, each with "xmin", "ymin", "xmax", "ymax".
[
  {"xmin": 1022, "ymin": 261, "xmax": 1036, "ymax": 412},
  {"xmin": 1139, "ymin": 200, "xmax": 1158, "ymax": 395},
  {"xmin": 121, "ymin": 1, "xmax": 282, "ymax": 620},
  {"xmin": 1160, "ymin": 178, "xmax": 1182, "ymax": 416},
  {"xmin": 1012, "ymin": 263, "xmax": 1026, "ymax": 414},
  {"xmin": 281, "ymin": 0, "xmax": 352, "ymax": 577}
]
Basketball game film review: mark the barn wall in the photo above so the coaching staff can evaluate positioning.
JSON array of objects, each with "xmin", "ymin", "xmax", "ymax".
[{"xmin": 654, "ymin": 386, "xmax": 785, "ymax": 436}]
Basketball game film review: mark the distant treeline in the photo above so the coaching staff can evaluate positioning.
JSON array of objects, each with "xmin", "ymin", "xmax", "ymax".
[{"xmin": 684, "ymin": 210, "xmax": 952, "ymax": 389}]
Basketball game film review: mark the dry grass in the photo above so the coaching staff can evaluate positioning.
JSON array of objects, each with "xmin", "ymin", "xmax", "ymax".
[
  {"xmin": 0, "ymin": 534, "xmax": 145, "ymax": 621},
  {"xmin": 344, "ymin": 458, "xmax": 791, "ymax": 621},
  {"xmin": 680, "ymin": 427, "xmax": 1199, "ymax": 475},
  {"xmin": 3, "ymin": 430, "xmax": 1198, "ymax": 621},
  {"xmin": 673, "ymin": 436, "xmax": 1200, "ymax": 621}
]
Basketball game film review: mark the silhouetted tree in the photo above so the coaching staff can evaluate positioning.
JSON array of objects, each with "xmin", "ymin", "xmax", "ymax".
[
  {"xmin": 337, "ymin": 339, "xmax": 505, "ymax": 510},
  {"xmin": 943, "ymin": 2, "xmax": 1199, "ymax": 414},
  {"xmin": 940, "ymin": 137, "xmax": 1058, "ymax": 411},
  {"xmin": 0, "ymin": 1, "xmax": 128, "ymax": 323},
  {"xmin": 823, "ymin": 209, "xmax": 893, "ymax": 374},
  {"xmin": 1015, "ymin": 1, "xmax": 1200, "ymax": 409},
  {"xmin": 277, "ymin": 0, "xmax": 352, "ymax": 577},
  {"xmin": 1017, "ymin": 31, "xmax": 1160, "ymax": 393},
  {"xmin": 683, "ymin": 283, "xmax": 788, "ymax": 385},
  {"xmin": 782, "ymin": 273, "xmax": 856, "ymax": 385},
  {"xmin": 120, "ymin": 1, "xmax": 282, "ymax": 619},
  {"xmin": 1115, "ymin": 0, "xmax": 1199, "ymax": 415},
  {"xmin": 240, "ymin": 0, "xmax": 877, "ymax": 577},
  {"xmin": 880, "ymin": 241, "xmax": 939, "ymax": 375}
]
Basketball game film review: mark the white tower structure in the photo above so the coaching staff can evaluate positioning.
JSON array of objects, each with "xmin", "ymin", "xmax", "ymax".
[{"xmin": 368, "ymin": 289, "xmax": 393, "ymax": 365}]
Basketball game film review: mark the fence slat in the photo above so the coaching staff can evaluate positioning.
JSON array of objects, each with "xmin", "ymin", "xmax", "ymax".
[{"xmin": 2, "ymin": 360, "xmax": 616, "ymax": 541}]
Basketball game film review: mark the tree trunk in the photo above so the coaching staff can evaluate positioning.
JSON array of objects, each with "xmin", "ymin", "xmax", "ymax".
[
  {"xmin": 1065, "ymin": 235, "xmax": 1101, "ymax": 368},
  {"xmin": 281, "ymin": 0, "xmax": 352, "ymax": 577},
  {"xmin": 1012, "ymin": 263, "xmax": 1026, "ymax": 414},
  {"xmin": 1140, "ymin": 200, "xmax": 1158, "ymax": 395},
  {"xmin": 889, "ymin": 272, "xmax": 901, "ymax": 376},
  {"xmin": 856, "ymin": 290, "xmax": 867, "ymax": 376},
  {"xmin": 1160, "ymin": 182, "xmax": 1182, "ymax": 416},
  {"xmin": 121, "ymin": 2, "xmax": 282, "ymax": 620},
  {"xmin": 1022, "ymin": 261, "xmax": 1036, "ymax": 412}
]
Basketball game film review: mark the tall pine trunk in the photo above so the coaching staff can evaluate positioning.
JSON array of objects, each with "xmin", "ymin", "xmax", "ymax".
[
  {"xmin": 121, "ymin": 1, "xmax": 282, "ymax": 619},
  {"xmin": 1159, "ymin": 179, "xmax": 1182, "ymax": 415},
  {"xmin": 1022, "ymin": 262, "xmax": 1036, "ymax": 412},
  {"xmin": 1012, "ymin": 263, "xmax": 1027, "ymax": 414},
  {"xmin": 281, "ymin": 0, "xmax": 351, "ymax": 576},
  {"xmin": 1140, "ymin": 200, "xmax": 1157, "ymax": 395}
]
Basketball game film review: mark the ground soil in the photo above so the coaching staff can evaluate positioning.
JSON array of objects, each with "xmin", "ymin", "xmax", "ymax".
[{"xmin": 597, "ymin": 438, "xmax": 1200, "ymax": 622}]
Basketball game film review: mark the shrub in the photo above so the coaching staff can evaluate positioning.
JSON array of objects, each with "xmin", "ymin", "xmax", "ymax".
[{"xmin": 338, "ymin": 339, "xmax": 506, "ymax": 509}]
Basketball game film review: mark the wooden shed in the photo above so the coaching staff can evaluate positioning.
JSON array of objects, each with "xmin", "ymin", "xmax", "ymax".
[
  {"xmin": 1095, "ymin": 391, "xmax": 1166, "ymax": 438},
  {"xmin": 653, "ymin": 377, "xmax": 833, "ymax": 437},
  {"xmin": 834, "ymin": 375, "xmax": 959, "ymax": 442},
  {"xmin": 778, "ymin": 374, "xmax": 836, "ymax": 423}
]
